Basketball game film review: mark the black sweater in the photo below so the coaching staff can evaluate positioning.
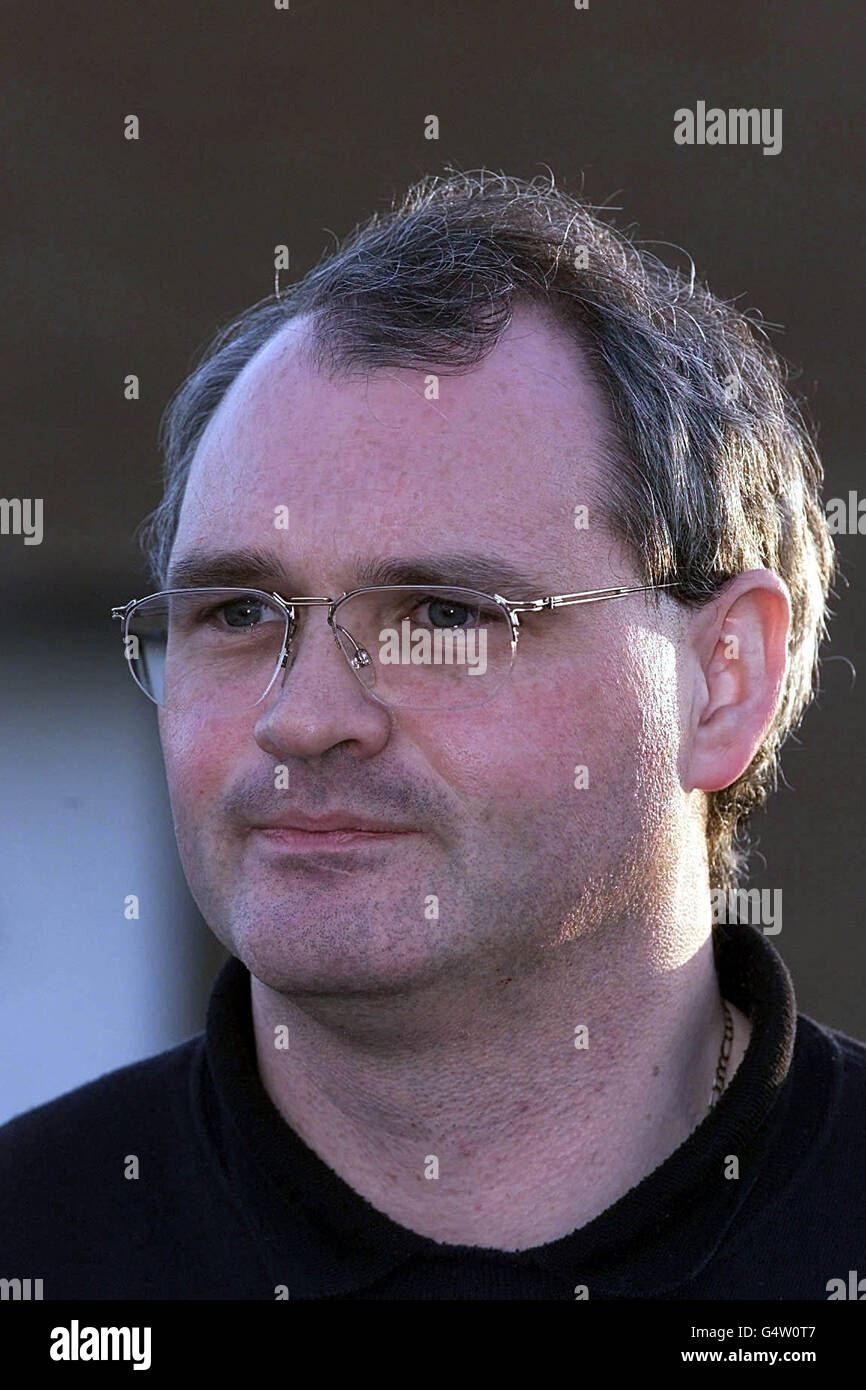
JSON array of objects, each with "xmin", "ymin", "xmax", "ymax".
[{"xmin": 2, "ymin": 921, "xmax": 865, "ymax": 1300}]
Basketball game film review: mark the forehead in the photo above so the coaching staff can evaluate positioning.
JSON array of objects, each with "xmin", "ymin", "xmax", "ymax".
[{"xmin": 172, "ymin": 303, "xmax": 617, "ymax": 588}]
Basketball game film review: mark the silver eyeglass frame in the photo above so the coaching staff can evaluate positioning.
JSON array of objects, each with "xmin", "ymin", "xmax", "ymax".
[{"xmin": 111, "ymin": 581, "xmax": 678, "ymax": 710}]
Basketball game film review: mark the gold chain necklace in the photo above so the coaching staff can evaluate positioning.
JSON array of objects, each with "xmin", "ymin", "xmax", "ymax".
[{"xmin": 708, "ymin": 998, "xmax": 734, "ymax": 1110}]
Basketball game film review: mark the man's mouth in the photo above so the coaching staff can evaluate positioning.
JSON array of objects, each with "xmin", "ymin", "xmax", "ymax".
[
  {"xmin": 247, "ymin": 810, "xmax": 419, "ymax": 853},
  {"xmin": 251, "ymin": 825, "xmax": 417, "ymax": 850}
]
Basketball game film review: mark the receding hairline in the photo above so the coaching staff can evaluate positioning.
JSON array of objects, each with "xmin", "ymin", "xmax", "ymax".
[
  {"xmin": 181, "ymin": 295, "xmax": 628, "ymax": 546},
  {"xmin": 236, "ymin": 293, "xmax": 603, "ymax": 383}
]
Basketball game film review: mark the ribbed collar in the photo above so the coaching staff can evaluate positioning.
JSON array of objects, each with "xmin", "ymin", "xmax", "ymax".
[{"xmin": 198, "ymin": 921, "xmax": 803, "ymax": 1297}]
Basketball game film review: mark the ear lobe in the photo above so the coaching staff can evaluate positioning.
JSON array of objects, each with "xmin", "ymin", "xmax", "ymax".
[{"xmin": 685, "ymin": 571, "xmax": 790, "ymax": 794}]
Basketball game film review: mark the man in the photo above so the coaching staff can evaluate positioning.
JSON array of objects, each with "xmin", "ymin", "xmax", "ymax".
[{"xmin": 1, "ymin": 169, "xmax": 862, "ymax": 1300}]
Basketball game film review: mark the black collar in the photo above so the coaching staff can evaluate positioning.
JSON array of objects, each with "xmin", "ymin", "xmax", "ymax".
[{"xmin": 198, "ymin": 921, "xmax": 803, "ymax": 1297}]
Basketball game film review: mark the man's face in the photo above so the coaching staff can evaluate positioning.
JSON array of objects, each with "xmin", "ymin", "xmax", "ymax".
[{"xmin": 160, "ymin": 305, "xmax": 685, "ymax": 995}]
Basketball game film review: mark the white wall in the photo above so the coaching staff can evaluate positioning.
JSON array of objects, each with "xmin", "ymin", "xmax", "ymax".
[{"xmin": 0, "ymin": 629, "xmax": 220, "ymax": 1125}]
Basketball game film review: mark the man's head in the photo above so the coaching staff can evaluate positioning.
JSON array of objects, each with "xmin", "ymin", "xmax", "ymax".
[{"xmin": 139, "ymin": 170, "xmax": 833, "ymax": 994}]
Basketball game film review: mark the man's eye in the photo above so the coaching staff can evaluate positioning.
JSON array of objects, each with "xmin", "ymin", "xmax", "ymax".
[
  {"xmin": 424, "ymin": 599, "xmax": 473, "ymax": 627},
  {"xmin": 409, "ymin": 597, "xmax": 492, "ymax": 628},
  {"xmin": 205, "ymin": 598, "xmax": 267, "ymax": 628}
]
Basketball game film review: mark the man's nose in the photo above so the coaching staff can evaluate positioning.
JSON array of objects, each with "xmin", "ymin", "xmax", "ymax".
[{"xmin": 252, "ymin": 609, "xmax": 390, "ymax": 761}]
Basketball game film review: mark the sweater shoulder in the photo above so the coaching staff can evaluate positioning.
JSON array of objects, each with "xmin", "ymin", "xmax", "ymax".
[
  {"xmin": 0, "ymin": 1034, "xmax": 204, "ymax": 1171},
  {"xmin": 810, "ymin": 1013, "xmax": 866, "ymax": 1137},
  {"xmin": 775, "ymin": 1012, "xmax": 866, "ymax": 1200},
  {"xmin": 0, "ymin": 1034, "xmax": 259, "ymax": 1298},
  {"xmin": 799, "ymin": 1010, "xmax": 866, "ymax": 1085}
]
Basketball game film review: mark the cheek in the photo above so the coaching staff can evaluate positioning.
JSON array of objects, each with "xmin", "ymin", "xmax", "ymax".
[
  {"xmin": 158, "ymin": 710, "xmax": 240, "ymax": 839},
  {"xmin": 408, "ymin": 629, "xmax": 680, "ymax": 829},
  {"xmin": 404, "ymin": 665, "xmax": 603, "ymax": 819},
  {"xmin": 600, "ymin": 627, "xmax": 683, "ymax": 816},
  {"xmin": 157, "ymin": 710, "xmax": 249, "ymax": 932}
]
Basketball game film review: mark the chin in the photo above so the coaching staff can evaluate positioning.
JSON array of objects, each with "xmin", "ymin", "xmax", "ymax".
[{"xmin": 226, "ymin": 908, "xmax": 453, "ymax": 998}]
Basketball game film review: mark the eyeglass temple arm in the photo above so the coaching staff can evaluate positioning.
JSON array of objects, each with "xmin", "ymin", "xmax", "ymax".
[
  {"xmin": 110, "ymin": 583, "xmax": 678, "ymax": 624},
  {"xmin": 502, "ymin": 582, "xmax": 678, "ymax": 615}
]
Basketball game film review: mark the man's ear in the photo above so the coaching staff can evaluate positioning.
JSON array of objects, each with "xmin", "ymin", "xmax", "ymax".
[{"xmin": 683, "ymin": 569, "xmax": 791, "ymax": 794}]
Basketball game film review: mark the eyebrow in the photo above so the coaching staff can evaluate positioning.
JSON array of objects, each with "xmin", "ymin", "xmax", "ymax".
[{"xmin": 164, "ymin": 546, "xmax": 554, "ymax": 599}]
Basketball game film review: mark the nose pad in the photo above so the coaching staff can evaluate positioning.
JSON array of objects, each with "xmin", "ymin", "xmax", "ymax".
[
  {"xmin": 332, "ymin": 623, "xmax": 377, "ymax": 691},
  {"xmin": 257, "ymin": 638, "xmax": 292, "ymax": 706},
  {"xmin": 262, "ymin": 608, "xmax": 301, "ymax": 701}
]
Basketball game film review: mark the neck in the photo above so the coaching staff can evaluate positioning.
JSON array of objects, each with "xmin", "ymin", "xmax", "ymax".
[{"xmin": 251, "ymin": 912, "xmax": 751, "ymax": 1250}]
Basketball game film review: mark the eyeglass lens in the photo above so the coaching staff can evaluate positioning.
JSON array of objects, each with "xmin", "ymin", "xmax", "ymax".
[{"xmin": 123, "ymin": 586, "xmax": 516, "ymax": 713}]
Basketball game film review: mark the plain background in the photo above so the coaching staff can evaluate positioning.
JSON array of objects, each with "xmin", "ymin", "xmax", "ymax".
[{"xmin": 2, "ymin": 0, "xmax": 864, "ymax": 1123}]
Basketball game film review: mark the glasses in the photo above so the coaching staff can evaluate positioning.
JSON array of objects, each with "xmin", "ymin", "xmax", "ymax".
[{"xmin": 110, "ymin": 581, "xmax": 676, "ymax": 715}]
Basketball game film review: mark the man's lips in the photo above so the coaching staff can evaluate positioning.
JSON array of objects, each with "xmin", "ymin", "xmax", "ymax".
[
  {"xmin": 252, "ymin": 826, "xmax": 416, "ymax": 849},
  {"xmin": 247, "ymin": 811, "xmax": 419, "ymax": 850},
  {"xmin": 249, "ymin": 810, "xmax": 417, "ymax": 833}
]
